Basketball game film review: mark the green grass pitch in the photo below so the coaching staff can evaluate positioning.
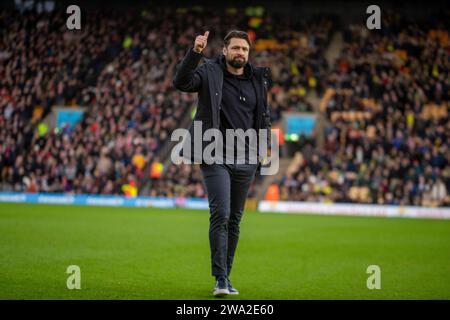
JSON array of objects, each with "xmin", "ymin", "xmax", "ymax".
[{"xmin": 0, "ymin": 203, "xmax": 449, "ymax": 299}]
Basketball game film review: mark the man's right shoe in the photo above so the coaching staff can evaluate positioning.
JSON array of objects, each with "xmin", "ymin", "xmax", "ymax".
[{"xmin": 213, "ymin": 276, "xmax": 230, "ymax": 297}]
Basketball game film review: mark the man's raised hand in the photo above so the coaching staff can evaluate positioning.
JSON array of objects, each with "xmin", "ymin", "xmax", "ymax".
[{"xmin": 193, "ymin": 31, "xmax": 209, "ymax": 53}]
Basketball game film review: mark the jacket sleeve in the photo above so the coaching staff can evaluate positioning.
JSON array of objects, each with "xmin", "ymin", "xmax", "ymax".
[{"xmin": 173, "ymin": 47, "xmax": 205, "ymax": 92}]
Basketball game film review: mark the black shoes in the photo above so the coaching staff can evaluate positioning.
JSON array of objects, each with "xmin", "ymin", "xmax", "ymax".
[
  {"xmin": 212, "ymin": 276, "xmax": 239, "ymax": 296},
  {"xmin": 213, "ymin": 276, "xmax": 229, "ymax": 297}
]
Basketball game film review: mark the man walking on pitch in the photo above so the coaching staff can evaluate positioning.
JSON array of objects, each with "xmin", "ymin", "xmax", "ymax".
[{"xmin": 173, "ymin": 30, "xmax": 272, "ymax": 297}]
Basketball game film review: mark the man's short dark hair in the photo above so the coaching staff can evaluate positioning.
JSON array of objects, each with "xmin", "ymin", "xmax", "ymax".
[{"xmin": 223, "ymin": 30, "xmax": 251, "ymax": 48}]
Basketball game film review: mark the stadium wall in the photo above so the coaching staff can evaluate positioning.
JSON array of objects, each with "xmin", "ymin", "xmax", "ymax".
[
  {"xmin": 258, "ymin": 201, "xmax": 450, "ymax": 220},
  {"xmin": 1, "ymin": 193, "xmax": 449, "ymax": 220},
  {"xmin": 0, "ymin": 192, "xmax": 209, "ymax": 210}
]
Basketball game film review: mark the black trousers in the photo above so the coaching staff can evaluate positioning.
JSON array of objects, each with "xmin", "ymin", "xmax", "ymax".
[{"xmin": 200, "ymin": 163, "xmax": 258, "ymax": 277}]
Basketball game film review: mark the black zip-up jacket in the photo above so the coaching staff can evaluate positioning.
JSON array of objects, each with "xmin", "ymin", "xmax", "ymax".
[{"xmin": 173, "ymin": 47, "xmax": 272, "ymax": 165}]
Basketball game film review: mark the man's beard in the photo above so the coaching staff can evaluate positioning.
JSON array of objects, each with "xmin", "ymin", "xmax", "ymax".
[{"xmin": 227, "ymin": 56, "xmax": 247, "ymax": 69}]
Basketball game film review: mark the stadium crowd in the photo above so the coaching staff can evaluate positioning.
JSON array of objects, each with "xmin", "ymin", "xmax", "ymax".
[
  {"xmin": 279, "ymin": 12, "xmax": 450, "ymax": 207},
  {"xmin": 0, "ymin": 8, "xmax": 205, "ymax": 194},
  {"xmin": 1, "ymin": 6, "xmax": 332, "ymax": 195},
  {"xmin": 0, "ymin": 9, "xmax": 112, "ymax": 192}
]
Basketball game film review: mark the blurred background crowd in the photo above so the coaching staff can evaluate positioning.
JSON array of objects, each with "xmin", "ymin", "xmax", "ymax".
[
  {"xmin": 278, "ymin": 11, "xmax": 450, "ymax": 206},
  {"xmin": 0, "ymin": 0, "xmax": 448, "ymax": 207}
]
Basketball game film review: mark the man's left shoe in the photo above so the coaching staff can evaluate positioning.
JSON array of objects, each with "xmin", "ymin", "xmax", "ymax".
[
  {"xmin": 213, "ymin": 276, "xmax": 230, "ymax": 297},
  {"xmin": 227, "ymin": 278, "xmax": 239, "ymax": 295}
]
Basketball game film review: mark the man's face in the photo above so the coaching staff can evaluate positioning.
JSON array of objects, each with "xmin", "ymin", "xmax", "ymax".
[{"xmin": 223, "ymin": 38, "xmax": 250, "ymax": 69}]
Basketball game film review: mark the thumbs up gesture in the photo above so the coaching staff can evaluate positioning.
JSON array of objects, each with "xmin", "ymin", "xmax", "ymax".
[{"xmin": 193, "ymin": 31, "xmax": 209, "ymax": 53}]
